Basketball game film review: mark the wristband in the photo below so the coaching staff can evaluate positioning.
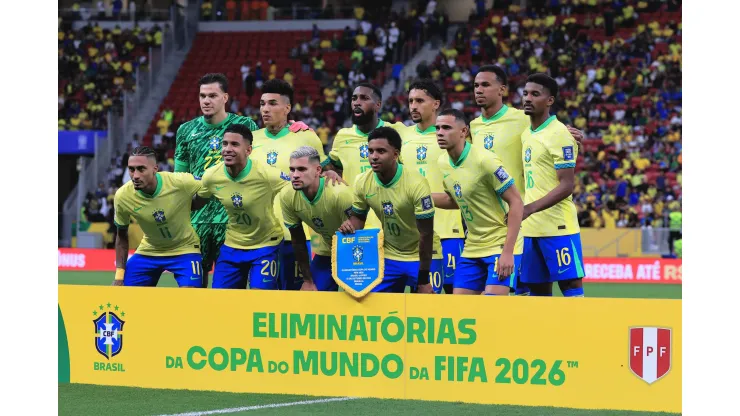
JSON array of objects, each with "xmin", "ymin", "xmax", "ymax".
[
  {"xmin": 417, "ymin": 269, "xmax": 430, "ymax": 285},
  {"xmin": 115, "ymin": 268, "xmax": 125, "ymax": 281}
]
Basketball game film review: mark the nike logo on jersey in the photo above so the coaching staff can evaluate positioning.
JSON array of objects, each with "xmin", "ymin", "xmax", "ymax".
[
  {"xmin": 253, "ymin": 145, "xmax": 264, "ymax": 149},
  {"xmin": 133, "ymin": 206, "xmax": 143, "ymax": 212},
  {"xmin": 215, "ymin": 186, "xmax": 226, "ymax": 191},
  {"xmin": 443, "ymin": 173, "xmax": 451, "ymax": 178},
  {"xmin": 345, "ymin": 140, "xmax": 351, "ymax": 144},
  {"xmin": 365, "ymin": 193, "xmax": 377, "ymax": 198},
  {"xmin": 262, "ymin": 278, "xmax": 273, "ymax": 283},
  {"xmin": 402, "ymin": 141, "xmax": 410, "ymax": 145},
  {"xmin": 191, "ymin": 132, "xmax": 199, "ymax": 137},
  {"xmin": 190, "ymin": 276, "xmax": 200, "ymax": 281},
  {"xmin": 558, "ymin": 268, "xmax": 570, "ymax": 274}
]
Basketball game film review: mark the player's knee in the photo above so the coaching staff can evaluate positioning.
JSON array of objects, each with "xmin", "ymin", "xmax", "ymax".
[{"xmin": 558, "ymin": 278, "xmax": 582, "ymax": 291}]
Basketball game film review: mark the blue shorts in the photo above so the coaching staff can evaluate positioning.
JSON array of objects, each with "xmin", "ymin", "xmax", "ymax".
[
  {"xmin": 441, "ymin": 238, "xmax": 465, "ymax": 288},
  {"xmin": 520, "ymin": 234, "xmax": 585, "ymax": 284},
  {"xmin": 310, "ymin": 255, "xmax": 338, "ymax": 291},
  {"xmin": 213, "ymin": 244, "xmax": 280, "ymax": 290},
  {"xmin": 124, "ymin": 253, "xmax": 203, "ymax": 287},
  {"xmin": 278, "ymin": 241, "xmax": 312, "ymax": 291},
  {"xmin": 372, "ymin": 258, "xmax": 444, "ymax": 293},
  {"xmin": 454, "ymin": 254, "xmax": 523, "ymax": 292}
]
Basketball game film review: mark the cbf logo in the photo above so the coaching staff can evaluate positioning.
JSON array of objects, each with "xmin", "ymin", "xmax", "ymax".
[
  {"xmin": 416, "ymin": 145, "xmax": 427, "ymax": 161},
  {"xmin": 483, "ymin": 134, "xmax": 494, "ymax": 150},
  {"xmin": 208, "ymin": 137, "xmax": 221, "ymax": 151},
  {"xmin": 152, "ymin": 209, "xmax": 166, "ymax": 223},
  {"xmin": 266, "ymin": 151, "xmax": 278, "ymax": 165},
  {"xmin": 453, "ymin": 183, "xmax": 463, "ymax": 199},
  {"xmin": 359, "ymin": 144, "xmax": 369, "ymax": 159},
  {"xmin": 629, "ymin": 327, "xmax": 672, "ymax": 384},
  {"xmin": 231, "ymin": 192, "xmax": 243, "ymax": 208},
  {"xmin": 524, "ymin": 147, "xmax": 532, "ymax": 163},
  {"xmin": 352, "ymin": 245, "xmax": 364, "ymax": 263},
  {"xmin": 93, "ymin": 303, "xmax": 126, "ymax": 359},
  {"xmin": 312, "ymin": 217, "xmax": 324, "ymax": 228},
  {"xmin": 382, "ymin": 201, "xmax": 395, "ymax": 216}
]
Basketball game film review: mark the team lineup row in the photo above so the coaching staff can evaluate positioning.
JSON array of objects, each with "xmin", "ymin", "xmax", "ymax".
[{"xmin": 112, "ymin": 68, "xmax": 586, "ymax": 297}]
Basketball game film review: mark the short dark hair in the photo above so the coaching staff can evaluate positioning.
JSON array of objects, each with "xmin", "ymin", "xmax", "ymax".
[
  {"xmin": 408, "ymin": 79, "xmax": 443, "ymax": 102},
  {"xmin": 354, "ymin": 82, "xmax": 382, "ymax": 102},
  {"xmin": 477, "ymin": 65, "xmax": 508, "ymax": 85},
  {"xmin": 261, "ymin": 79, "xmax": 294, "ymax": 106},
  {"xmin": 526, "ymin": 73, "xmax": 559, "ymax": 97},
  {"xmin": 130, "ymin": 146, "xmax": 157, "ymax": 161},
  {"xmin": 224, "ymin": 124, "xmax": 254, "ymax": 144},
  {"xmin": 438, "ymin": 108, "xmax": 468, "ymax": 125},
  {"xmin": 368, "ymin": 126, "xmax": 402, "ymax": 150},
  {"xmin": 198, "ymin": 73, "xmax": 229, "ymax": 93}
]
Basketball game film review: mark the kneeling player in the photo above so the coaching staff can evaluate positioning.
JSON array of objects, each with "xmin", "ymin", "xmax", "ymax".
[
  {"xmin": 520, "ymin": 74, "xmax": 585, "ymax": 297},
  {"xmin": 432, "ymin": 109, "xmax": 524, "ymax": 295},
  {"xmin": 339, "ymin": 127, "xmax": 443, "ymax": 294},
  {"xmin": 279, "ymin": 146, "xmax": 354, "ymax": 291},
  {"xmin": 112, "ymin": 147, "xmax": 204, "ymax": 287},
  {"xmin": 197, "ymin": 124, "xmax": 289, "ymax": 290}
]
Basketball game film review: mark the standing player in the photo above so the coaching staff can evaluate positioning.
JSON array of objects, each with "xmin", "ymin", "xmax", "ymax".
[
  {"xmin": 519, "ymin": 73, "xmax": 585, "ymax": 297},
  {"xmin": 174, "ymin": 73, "xmax": 309, "ymax": 287},
  {"xmin": 280, "ymin": 146, "xmax": 355, "ymax": 291},
  {"xmin": 322, "ymin": 83, "xmax": 407, "ymax": 230},
  {"xmin": 197, "ymin": 124, "xmax": 289, "ymax": 290},
  {"xmin": 432, "ymin": 109, "xmax": 524, "ymax": 295},
  {"xmin": 469, "ymin": 65, "xmax": 583, "ymax": 295},
  {"xmin": 250, "ymin": 79, "xmax": 343, "ymax": 291},
  {"xmin": 112, "ymin": 147, "xmax": 203, "ymax": 287},
  {"xmin": 339, "ymin": 127, "xmax": 444, "ymax": 294},
  {"xmin": 400, "ymin": 80, "xmax": 465, "ymax": 294}
]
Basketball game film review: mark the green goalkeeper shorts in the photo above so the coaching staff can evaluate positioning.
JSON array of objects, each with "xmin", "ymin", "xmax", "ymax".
[{"xmin": 193, "ymin": 223, "xmax": 226, "ymax": 273}]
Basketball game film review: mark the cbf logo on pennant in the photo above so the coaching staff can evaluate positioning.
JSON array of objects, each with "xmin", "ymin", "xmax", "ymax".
[
  {"xmin": 332, "ymin": 229, "xmax": 384, "ymax": 298},
  {"xmin": 629, "ymin": 327, "xmax": 672, "ymax": 384}
]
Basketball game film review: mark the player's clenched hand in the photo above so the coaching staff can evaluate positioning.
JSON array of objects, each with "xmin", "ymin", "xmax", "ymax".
[
  {"xmin": 338, "ymin": 219, "xmax": 356, "ymax": 234},
  {"xmin": 497, "ymin": 252, "xmax": 515, "ymax": 280},
  {"xmin": 289, "ymin": 120, "xmax": 314, "ymax": 133},
  {"xmin": 321, "ymin": 170, "xmax": 347, "ymax": 186},
  {"xmin": 566, "ymin": 125, "xmax": 584, "ymax": 154},
  {"xmin": 416, "ymin": 283, "xmax": 434, "ymax": 294},
  {"xmin": 301, "ymin": 280, "xmax": 318, "ymax": 291},
  {"xmin": 112, "ymin": 279, "xmax": 123, "ymax": 286}
]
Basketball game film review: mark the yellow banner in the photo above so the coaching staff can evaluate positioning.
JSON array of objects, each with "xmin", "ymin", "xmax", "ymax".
[{"xmin": 58, "ymin": 285, "xmax": 681, "ymax": 413}]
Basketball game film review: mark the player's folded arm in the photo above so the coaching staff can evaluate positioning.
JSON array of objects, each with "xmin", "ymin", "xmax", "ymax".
[{"xmin": 431, "ymin": 192, "xmax": 458, "ymax": 209}]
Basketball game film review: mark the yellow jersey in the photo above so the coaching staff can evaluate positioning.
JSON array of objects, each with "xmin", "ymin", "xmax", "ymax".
[
  {"xmin": 324, "ymin": 119, "xmax": 407, "ymax": 229},
  {"xmin": 251, "ymin": 125, "xmax": 327, "ymax": 242},
  {"xmin": 438, "ymin": 142, "xmax": 516, "ymax": 258},
  {"xmin": 279, "ymin": 178, "xmax": 354, "ymax": 257},
  {"xmin": 351, "ymin": 163, "xmax": 443, "ymax": 261},
  {"xmin": 113, "ymin": 172, "xmax": 201, "ymax": 256},
  {"xmin": 521, "ymin": 115, "xmax": 580, "ymax": 237},
  {"xmin": 400, "ymin": 124, "xmax": 464, "ymax": 240},
  {"xmin": 198, "ymin": 159, "xmax": 288, "ymax": 250},
  {"xmin": 469, "ymin": 105, "xmax": 529, "ymax": 254}
]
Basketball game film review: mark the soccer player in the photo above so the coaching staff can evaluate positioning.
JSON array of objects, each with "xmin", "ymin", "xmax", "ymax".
[
  {"xmin": 174, "ymin": 73, "xmax": 309, "ymax": 287},
  {"xmin": 322, "ymin": 83, "xmax": 407, "ymax": 230},
  {"xmin": 432, "ymin": 109, "xmax": 524, "ymax": 296},
  {"xmin": 280, "ymin": 146, "xmax": 355, "ymax": 291},
  {"xmin": 519, "ymin": 73, "xmax": 585, "ymax": 297},
  {"xmin": 338, "ymin": 127, "xmax": 443, "ymax": 294},
  {"xmin": 196, "ymin": 124, "xmax": 289, "ymax": 290},
  {"xmin": 250, "ymin": 79, "xmax": 344, "ymax": 291},
  {"xmin": 400, "ymin": 79, "xmax": 465, "ymax": 294},
  {"xmin": 469, "ymin": 65, "xmax": 584, "ymax": 295},
  {"xmin": 112, "ymin": 147, "xmax": 203, "ymax": 287}
]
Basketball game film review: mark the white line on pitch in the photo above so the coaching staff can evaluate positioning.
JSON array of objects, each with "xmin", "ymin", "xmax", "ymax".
[{"xmin": 154, "ymin": 396, "xmax": 359, "ymax": 416}]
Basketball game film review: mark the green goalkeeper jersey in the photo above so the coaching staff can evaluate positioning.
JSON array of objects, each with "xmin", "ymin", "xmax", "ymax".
[{"xmin": 174, "ymin": 113, "xmax": 259, "ymax": 224}]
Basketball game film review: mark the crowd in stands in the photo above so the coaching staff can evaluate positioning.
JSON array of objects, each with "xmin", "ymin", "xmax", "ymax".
[{"xmin": 58, "ymin": 21, "xmax": 165, "ymax": 131}]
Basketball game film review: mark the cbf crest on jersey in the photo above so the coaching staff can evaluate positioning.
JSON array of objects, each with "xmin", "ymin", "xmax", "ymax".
[
  {"xmin": 93, "ymin": 303, "xmax": 126, "ymax": 359},
  {"xmin": 152, "ymin": 209, "xmax": 166, "ymax": 223},
  {"xmin": 524, "ymin": 147, "xmax": 532, "ymax": 163},
  {"xmin": 483, "ymin": 134, "xmax": 494, "ymax": 150},
  {"xmin": 266, "ymin": 151, "xmax": 278, "ymax": 165},
  {"xmin": 382, "ymin": 201, "xmax": 395, "ymax": 216},
  {"xmin": 629, "ymin": 327, "xmax": 672, "ymax": 384},
  {"xmin": 453, "ymin": 183, "xmax": 463, "ymax": 199},
  {"xmin": 231, "ymin": 192, "xmax": 243, "ymax": 208},
  {"xmin": 312, "ymin": 217, "xmax": 324, "ymax": 228},
  {"xmin": 359, "ymin": 144, "xmax": 369, "ymax": 159},
  {"xmin": 208, "ymin": 137, "xmax": 221, "ymax": 150},
  {"xmin": 416, "ymin": 145, "xmax": 427, "ymax": 161}
]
